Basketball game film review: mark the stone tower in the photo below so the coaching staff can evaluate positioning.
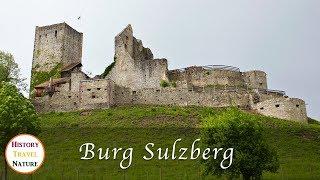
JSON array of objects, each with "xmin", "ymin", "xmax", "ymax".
[
  {"xmin": 106, "ymin": 24, "xmax": 168, "ymax": 90},
  {"xmin": 30, "ymin": 22, "xmax": 83, "ymax": 91}
]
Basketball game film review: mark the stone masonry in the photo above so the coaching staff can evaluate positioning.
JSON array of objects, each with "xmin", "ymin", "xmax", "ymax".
[
  {"xmin": 30, "ymin": 23, "xmax": 308, "ymax": 123},
  {"xmin": 106, "ymin": 25, "xmax": 168, "ymax": 90},
  {"xmin": 32, "ymin": 22, "xmax": 83, "ymax": 71}
]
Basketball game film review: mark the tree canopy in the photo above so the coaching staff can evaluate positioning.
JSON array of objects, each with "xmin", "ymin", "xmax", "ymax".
[
  {"xmin": 0, "ymin": 82, "xmax": 41, "ymax": 179},
  {"xmin": 0, "ymin": 82, "xmax": 41, "ymax": 153},
  {"xmin": 0, "ymin": 50, "xmax": 26, "ymax": 91},
  {"xmin": 201, "ymin": 107, "xmax": 279, "ymax": 180}
]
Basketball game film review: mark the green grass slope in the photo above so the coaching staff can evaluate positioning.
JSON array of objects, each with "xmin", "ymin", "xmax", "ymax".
[{"xmin": 1, "ymin": 105, "xmax": 320, "ymax": 179}]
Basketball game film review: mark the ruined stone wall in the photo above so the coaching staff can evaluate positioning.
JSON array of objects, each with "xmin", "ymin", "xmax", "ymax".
[
  {"xmin": 106, "ymin": 25, "xmax": 168, "ymax": 90},
  {"xmin": 113, "ymin": 85, "xmax": 308, "ymax": 122},
  {"xmin": 33, "ymin": 85, "xmax": 252, "ymax": 113},
  {"xmin": 134, "ymin": 59, "xmax": 168, "ymax": 89},
  {"xmin": 167, "ymin": 68, "xmax": 269, "ymax": 90},
  {"xmin": 55, "ymin": 81, "xmax": 71, "ymax": 92},
  {"xmin": 113, "ymin": 85, "xmax": 133, "ymax": 105},
  {"xmin": 242, "ymin": 70, "xmax": 267, "ymax": 89},
  {"xmin": 32, "ymin": 81, "xmax": 308, "ymax": 123},
  {"xmin": 78, "ymin": 79, "xmax": 115, "ymax": 110},
  {"xmin": 259, "ymin": 92, "xmax": 285, "ymax": 101},
  {"xmin": 108, "ymin": 58, "xmax": 168, "ymax": 90},
  {"xmin": 114, "ymin": 86, "xmax": 253, "ymax": 108},
  {"xmin": 256, "ymin": 97, "xmax": 307, "ymax": 123},
  {"xmin": 70, "ymin": 72, "xmax": 87, "ymax": 92},
  {"xmin": 168, "ymin": 68, "xmax": 244, "ymax": 88},
  {"xmin": 32, "ymin": 79, "xmax": 115, "ymax": 113},
  {"xmin": 32, "ymin": 91, "xmax": 79, "ymax": 113}
]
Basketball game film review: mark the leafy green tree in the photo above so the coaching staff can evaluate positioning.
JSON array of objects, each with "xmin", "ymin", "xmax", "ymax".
[
  {"xmin": 0, "ymin": 50, "xmax": 26, "ymax": 91},
  {"xmin": 0, "ymin": 82, "xmax": 41, "ymax": 180},
  {"xmin": 201, "ymin": 107, "xmax": 279, "ymax": 180}
]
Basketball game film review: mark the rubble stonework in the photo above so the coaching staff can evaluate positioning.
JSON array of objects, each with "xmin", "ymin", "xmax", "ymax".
[
  {"xmin": 30, "ymin": 23, "xmax": 308, "ymax": 123},
  {"xmin": 106, "ymin": 25, "xmax": 168, "ymax": 89}
]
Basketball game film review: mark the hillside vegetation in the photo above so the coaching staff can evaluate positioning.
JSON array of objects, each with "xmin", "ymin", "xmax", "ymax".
[{"xmin": 1, "ymin": 105, "xmax": 320, "ymax": 179}]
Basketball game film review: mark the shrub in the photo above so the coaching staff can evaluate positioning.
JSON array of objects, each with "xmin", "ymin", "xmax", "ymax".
[
  {"xmin": 101, "ymin": 61, "xmax": 116, "ymax": 78},
  {"xmin": 160, "ymin": 80, "xmax": 169, "ymax": 88},
  {"xmin": 30, "ymin": 63, "xmax": 62, "ymax": 91},
  {"xmin": 171, "ymin": 80, "xmax": 177, "ymax": 88}
]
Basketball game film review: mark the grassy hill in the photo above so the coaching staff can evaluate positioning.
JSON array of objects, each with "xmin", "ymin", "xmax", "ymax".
[{"xmin": 1, "ymin": 105, "xmax": 320, "ymax": 179}]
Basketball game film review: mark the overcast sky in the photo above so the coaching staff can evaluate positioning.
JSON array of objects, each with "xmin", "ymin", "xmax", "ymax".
[{"xmin": 0, "ymin": 0, "xmax": 319, "ymax": 120}]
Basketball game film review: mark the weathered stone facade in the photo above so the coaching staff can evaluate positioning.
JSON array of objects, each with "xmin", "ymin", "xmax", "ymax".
[
  {"xmin": 256, "ymin": 98, "xmax": 307, "ymax": 123},
  {"xmin": 32, "ymin": 23, "xmax": 83, "ymax": 71},
  {"xmin": 30, "ymin": 23, "xmax": 308, "ymax": 123},
  {"xmin": 106, "ymin": 25, "xmax": 168, "ymax": 90},
  {"xmin": 243, "ymin": 70, "xmax": 268, "ymax": 89}
]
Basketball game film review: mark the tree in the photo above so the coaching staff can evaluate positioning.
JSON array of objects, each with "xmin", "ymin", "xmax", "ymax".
[
  {"xmin": 201, "ymin": 107, "xmax": 279, "ymax": 180},
  {"xmin": 0, "ymin": 51, "xmax": 26, "ymax": 91},
  {"xmin": 0, "ymin": 82, "xmax": 41, "ymax": 180}
]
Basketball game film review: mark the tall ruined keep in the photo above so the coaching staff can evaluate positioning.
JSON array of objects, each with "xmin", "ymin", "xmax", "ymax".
[
  {"xmin": 30, "ymin": 23, "xmax": 308, "ymax": 123},
  {"xmin": 30, "ymin": 23, "xmax": 83, "ymax": 90},
  {"xmin": 106, "ymin": 25, "xmax": 168, "ymax": 89}
]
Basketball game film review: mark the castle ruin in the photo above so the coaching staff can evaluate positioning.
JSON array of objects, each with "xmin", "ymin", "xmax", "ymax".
[{"xmin": 30, "ymin": 23, "xmax": 308, "ymax": 123}]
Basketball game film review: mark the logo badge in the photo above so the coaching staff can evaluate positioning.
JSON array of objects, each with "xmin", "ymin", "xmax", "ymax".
[{"xmin": 5, "ymin": 134, "xmax": 45, "ymax": 174}]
